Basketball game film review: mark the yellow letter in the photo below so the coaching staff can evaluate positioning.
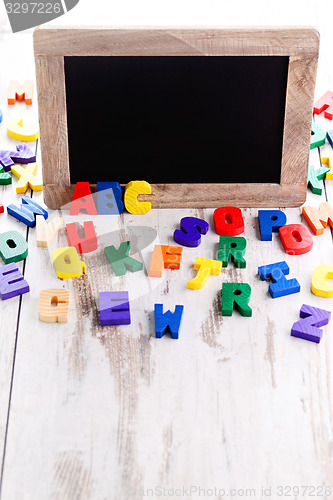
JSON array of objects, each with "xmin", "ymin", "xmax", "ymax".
[
  {"xmin": 311, "ymin": 264, "xmax": 333, "ymax": 297},
  {"xmin": 11, "ymin": 163, "xmax": 42, "ymax": 194},
  {"xmin": 52, "ymin": 246, "xmax": 87, "ymax": 279},
  {"xmin": 7, "ymin": 117, "xmax": 40, "ymax": 142},
  {"xmin": 124, "ymin": 180, "xmax": 151, "ymax": 214},
  {"xmin": 187, "ymin": 257, "xmax": 222, "ymax": 290}
]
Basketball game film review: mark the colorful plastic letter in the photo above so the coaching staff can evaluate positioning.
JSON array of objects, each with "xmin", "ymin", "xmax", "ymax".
[
  {"xmin": 66, "ymin": 221, "xmax": 97, "ymax": 254},
  {"xmin": 313, "ymin": 90, "xmax": 333, "ymax": 119},
  {"xmin": 36, "ymin": 215, "xmax": 63, "ymax": 248},
  {"xmin": 321, "ymin": 153, "xmax": 333, "ymax": 179},
  {"xmin": 302, "ymin": 201, "xmax": 333, "ymax": 235},
  {"xmin": 0, "ymin": 165, "xmax": 11, "ymax": 185},
  {"xmin": 278, "ymin": 224, "xmax": 313, "ymax": 255},
  {"xmin": 0, "ymin": 262, "xmax": 29, "ymax": 300},
  {"xmin": 0, "ymin": 204, "xmax": 4, "ymax": 214},
  {"xmin": 52, "ymin": 246, "xmax": 87, "ymax": 279},
  {"xmin": 96, "ymin": 181, "xmax": 124, "ymax": 214},
  {"xmin": 0, "ymin": 144, "xmax": 36, "ymax": 172},
  {"xmin": 149, "ymin": 245, "xmax": 182, "ymax": 277},
  {"xmin": 104, "ymin": 241, "xmax": 143, "ymax": 276},
  {"xmin": 70, "ymin": 182, "xmax": 97, "ymax": 216},
  {"xmin": 7, "ymin": 117, "xmax": 40, "ymax": 142},
  {"xmin": 327, "ymin": 130, "xmax": 333, "ymax": 148},
  {"xmin": 173, "ymin": 217, "xmax": 209, "ymax": 247},
  {"xmin": 310, "ymin": 122, "xmax": 326, "ymax": 149},
  {"xmin": 154, "ymin": 303, "xmax": 184, "ymax": 339},
  {"xmin": 214, "ymin": 206, "xmax": 244, "ymax": 236},
  {"xmin": 218, "ymin": 236, "xmax": 246, "ymax": 268},
  {"xmin": 258, "ymin": 209, "xmax": 287, "ymax": 241},
  {"xmin": 124, "ymin": 180, "xmax": 151, "ymax": 214},
  {"xmin": 187, "ymin": 257, "xmax": 222, "ymax": 290},
  {"xmin": 11, "ymin": 162, "xmax": 42, "ymax": 193},
  {"xmin": 99, "ymin": 291, "xmax": 131, "ymax": 325},
  {"xmin": 307, "ymin": 164, "xmax": 330, "ymax": 195},
  {"xmin": 291, "ymin": 304, "xmax": 331, "ymax": 343},
  {"xmin": 8, "ymin": 80, "xmax": 34, "ymax": 105},
  {"xmin": 311, "ymin": 264, "xmax": 333, "ymax": 298},
  {"xmin": 258, "ymin": 261, "xmax": 300, "ymax": 298},
  {"xmin": 7, "ymin": 196, "xmax": 48, "ymax": 227},
  {"xmin": 38, "ymin": 289, "xmax": 70, "ymax": 323},
  {"xmin": 221, "ymin": 283, "xmax": 252, "ymax": 316},
  {"xmin": 0, "ymin": 230, "xmax": 28, "ymax": 264}
]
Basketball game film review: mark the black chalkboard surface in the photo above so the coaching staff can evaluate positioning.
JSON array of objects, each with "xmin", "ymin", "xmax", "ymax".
[
  {"xmin": 34, "ymin": 27, "xmax": 319, "ymax": 208},
  {"xmin": 64, "ymin": 56, "xmax": 289, "ymax": 185}
]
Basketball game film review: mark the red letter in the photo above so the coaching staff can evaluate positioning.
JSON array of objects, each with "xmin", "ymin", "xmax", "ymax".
[
  {"xmin": 279, "ymin": 224, "xmax": 313, "ymax": 255},
  {"xmin": 70, "ymin": 182, "xmax": 97, "ymax": 216},
  {"xmin": 213, "ymin": 206, "xmax": 244, "ymax": 236}
]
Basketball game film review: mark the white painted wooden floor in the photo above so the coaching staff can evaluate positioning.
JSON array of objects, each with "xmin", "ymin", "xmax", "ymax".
[{"xmin": 1, "ymin": 16, "xmax": 333, "ymax": 500}]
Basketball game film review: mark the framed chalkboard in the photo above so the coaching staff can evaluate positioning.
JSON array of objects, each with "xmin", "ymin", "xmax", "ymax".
[{"xmin": 34, "ymin": 27, "xmax": 319, "ymax": 209}]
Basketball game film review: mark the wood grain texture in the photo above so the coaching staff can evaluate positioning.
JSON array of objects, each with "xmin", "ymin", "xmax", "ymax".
[
  {"xmin": 34, "ymin": 55, "xmax": 70, "ymax": 196},
  {"xmin": 0, "ymin": 33, "xmax": 38, "ymax": 477},
  {"xmin": 33, "ymin": 27, "xmax": 318, "ymax": 209},
  {"xmin": 3, "ymin": 19, "xmax": 333, "ymax": 500},
  {"xmin": 33, "ymin": 26, "xmax": 320, "ymax": 56}
]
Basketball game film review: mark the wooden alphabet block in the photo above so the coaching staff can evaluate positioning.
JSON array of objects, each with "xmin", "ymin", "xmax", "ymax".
[
  {"xmin": 7, "ymin": 117, "xmax": 40, "ymax": 142},
  {"xmin": 0, "ymin": 230, "xmax": 28, "ymax": 264},
  {"xmin": 213, "ymin": 206, "xmax": 244, "ymax": 236},
  {"xmin": 278, "ymin": 224, "xmax": 313, "ymax": 255},
  {"xmin": 124, "ymin": 180, "xmax": 151, "ymax": 214},
  {"xmin": 0, "ymin": 144, "xmax": 36, "ymax": 172},
  {"xmin": 218, "ymin": 236, "xmax": 246, "ymax": 268},
  {"xmin": 66, "ymin": 221, "xmax": 97, "ymax": 254},
  {"xmin": 258, "ymin": 261, "xmax": 300, "ymax": 298},
  {"xmin": 320, "ymin": 152, "xmax": 333, "ymax": 179},
  {"xmin": 0, "ymin": 262, "xmax": 29, "ymax": 300},
  {"xmin": 258, "ymin": 209, "xmax": 287, "ymax": 241},
  {"xmin": 52, "ymin": 246, "xmax": 87, "ymax": 279},
  {"xmin": 311, "ymin": 264, "xmax": 333, "ymax": 298},
  {"xmin": 307, "ymin": 164, "xmax": 330, "ymax": 195},
  {"xmin": 36, "ymin": 215, "xmax": 63, "ymax": 247},
  {"xmin": 0, "ymin": 165, "xmax": 12, "ymax": 185},
  {"xmin": 173, "ymin": 216, "xmax": 209, "ymax": 247},
  {"xmin": 149, "ymin": 245, "xmax": 182, "ymax": 278},
  {"xmin": 104, "ymin": 241, "xmax": 143, "ymax": 276},
  {"xmin": 38, "ymin": 289, "xmax": 70, "ymax": 323},
  {"xmin": 187, "ymin": 257, "xmax": 222, "ymax": 290},
  {"xmin": 7, "ymin": 196, "xmax": 48, "ymax": 228},
  {"xmin": 11, "ymin": 162, "xmax": 42, "ymax": 193},
  {"xmin": 8, "ymin": 80, "xmax": 34, "ymax": 105},
  {"xmin": 154, "ymin": 303, "xmax": 184, "ymax": 339},
  {"xmin": 221, "ymin": 282, "xmax": 252, "ymax": 316},
  {"xmin": 291, "ymin": 304, "xmax": 331, "ymax": 343},
  {"xmin": 310, "ymin": 122, "xmax": 326, "ymax": 149},
  {"xmin": 302, "ymin": 201, "xmax": 333, "ymax": 235},
  {"xmin": 70, "ymin": 182, "xmax": 98, "ymax": 215},
  {"xmin": 99, "ymin": 291, "xmax": 131, "ymax": 325},
  {"xmin": 96, "ymin": 181, "xmax": 124, "ymax": 214},
  {"xmin": 327, "ymin": 130, "xmax": 333, "ymax": 149},
  {"xmin": 313, "ymin": 90, "xmax": 333, "ymax": 119}
]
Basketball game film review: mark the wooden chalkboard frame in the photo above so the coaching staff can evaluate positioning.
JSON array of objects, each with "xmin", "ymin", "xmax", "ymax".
[{"xmin": 33, "ymin": 26, "xmax": 319, "ymax": 209}]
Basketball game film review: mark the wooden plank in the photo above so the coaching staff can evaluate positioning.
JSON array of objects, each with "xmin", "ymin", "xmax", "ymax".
[
  {"xmin": 3, "ymin": 196, "xmax": 333, "ymax": 497},
  {"xmin": 4, "ymin": 21, "xmax": 333, "ymax": 500},
  {"xmin": 33, "ymin": 26, "xmax": 320, "ymax": 57},
  {"xmin": 0, "ymin": 33, "xmax": 39, "ymax": 475}
]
